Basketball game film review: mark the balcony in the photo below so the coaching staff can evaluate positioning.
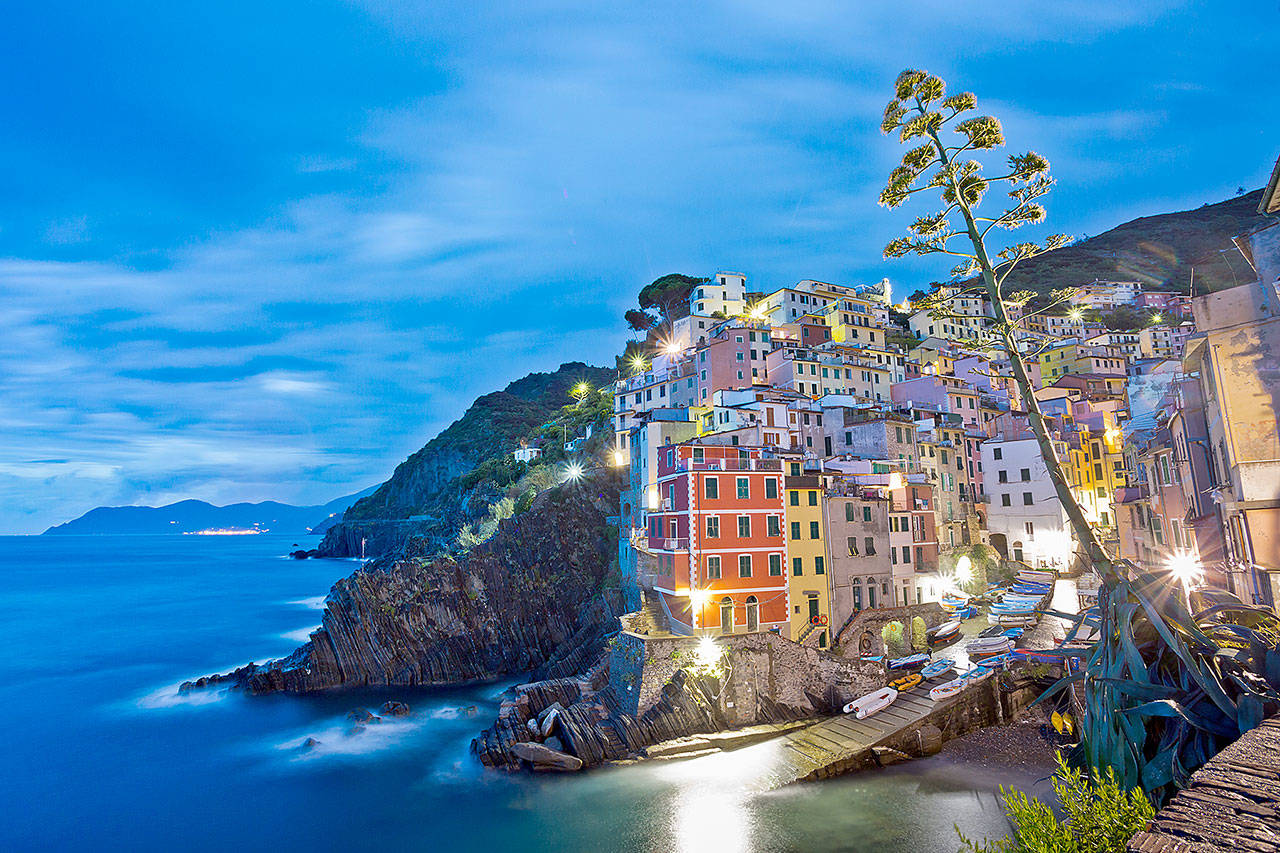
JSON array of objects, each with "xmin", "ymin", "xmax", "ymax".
[{"xmin": 675, "ymin": 458, "xmax": 782, "ymax": 473}]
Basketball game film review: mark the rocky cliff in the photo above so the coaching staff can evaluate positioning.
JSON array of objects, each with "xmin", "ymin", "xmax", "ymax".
[
  {"xmin": 191, "ymin": 471, "xmax": 624, "ymax": 694},
  {"xmin": 317, "ymin": 362, "xmax": 615, "ymax": 558}
]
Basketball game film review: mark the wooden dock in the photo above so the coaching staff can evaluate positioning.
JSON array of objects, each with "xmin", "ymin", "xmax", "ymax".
[{"xmin": 751, "ymin": 676, "xmax": 1001, "ymax": 790}]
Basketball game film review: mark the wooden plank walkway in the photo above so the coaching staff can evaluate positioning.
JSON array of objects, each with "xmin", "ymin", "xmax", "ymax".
[{"xmin": 755, "ymin": 678, "xmax": 984, "ymax": 790}]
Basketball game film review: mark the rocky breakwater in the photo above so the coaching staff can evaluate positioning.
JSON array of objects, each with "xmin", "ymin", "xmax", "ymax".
[
  {"xmin": 473, "ymin": 629, "xmax": 884, "ymax": 772},
  {"xmin": 185, "ymin": 473, "xmax": 624, "ymax": 694}
]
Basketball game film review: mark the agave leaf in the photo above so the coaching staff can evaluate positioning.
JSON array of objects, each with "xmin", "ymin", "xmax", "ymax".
[{"xmin": 1124, "ymin": 699, "xmax": 1237, "ymax": 739}]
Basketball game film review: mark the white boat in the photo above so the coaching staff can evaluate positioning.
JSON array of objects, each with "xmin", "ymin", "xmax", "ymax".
[
  {"xmin": 967, "ymin": 637, "xmax": 1013, "ymax": 656},
  {"xmin": 843, "ymin": 686, "xmax": 898, "ymax": 719},
  {"xmin": 929, "ymin": 677, "xmax": 965, "ymax": 701},
  {"xmin": 919, "ymin": 658, "xmax": 955, "ymax": 680},
  {"xmin": 1016, "ymin": 569, "xmax": 1055, "ymax": 583},
  {"xmin": 927, "ymin": 619, "xmax": 960, "ymax": 639}
]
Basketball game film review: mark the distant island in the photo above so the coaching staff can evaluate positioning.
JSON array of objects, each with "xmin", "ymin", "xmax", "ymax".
[{"xmin": 43, "ymin": 487, "xmax": 376, "ymax": 536}]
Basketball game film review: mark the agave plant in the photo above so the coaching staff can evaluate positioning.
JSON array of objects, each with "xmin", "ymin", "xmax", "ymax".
[{"xmin": 1042, "ymin": 564, "xmax": 1280, "ymax": 803}]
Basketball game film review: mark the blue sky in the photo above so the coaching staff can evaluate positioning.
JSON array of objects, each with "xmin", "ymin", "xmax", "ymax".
[{"xmin": 2, "ymin": 0, "xmax": 1275, "ymax": 532}]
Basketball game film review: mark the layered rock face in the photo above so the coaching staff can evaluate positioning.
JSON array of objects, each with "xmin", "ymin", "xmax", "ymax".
[{"xmin": 193, "ymin": 475, "xmax": 623, "ymax": 694}]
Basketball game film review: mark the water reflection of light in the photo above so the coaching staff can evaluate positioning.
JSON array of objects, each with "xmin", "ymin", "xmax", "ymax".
[{"xmin": 656, "ymin": 738, "xmax": 785, "ymax": 853}]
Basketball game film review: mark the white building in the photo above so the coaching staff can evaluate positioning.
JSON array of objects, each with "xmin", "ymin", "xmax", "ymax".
[
  {"xmin": 689, "ymin": 271, "xmax": 747, "ymax": 317},
  {"xmin": 980, "ymin": 436, "xmax": 1075, "ymax": 568}
]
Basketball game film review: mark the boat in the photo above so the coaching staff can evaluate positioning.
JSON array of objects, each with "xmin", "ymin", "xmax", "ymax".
[
  {"xmin": 1016, "ymin": 568, "xmax": 1056, "ymax": 583},
  {"xmin": 887, "ymin": 672, "xmax": 923, "ymax": 692},
  {"xmin": 929, "ymin": 677, "xmax": 965, "ymax": 701},
  {"xmin": 966, "ymin": 637, "xmax": 1013, "ymax": 657},
  {"xmin": 927, "ymin": 621, "xmax": 961, "ymax": 648},
  {"xmin": 919, "ymin": 658, "xmax": 955, "ymax": 680},
  {"xmin": 978, "ymin": 625, "xmax": 1005, "ymax": 638},
  {"xmin": 887, "ymin": 653, "xmax": 930, "ymax": 670},
  {"xmin": 959, "ymin": 665, "xmax": 993, "ymax": 685},
  {"xmin": 843, "ymin": 687, "xmax": 898, "ymax": 719}
]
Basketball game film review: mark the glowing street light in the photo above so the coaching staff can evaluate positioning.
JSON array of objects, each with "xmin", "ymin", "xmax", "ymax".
[
  {"xmin": 562, "ymin": 462, "xmax": 584, "ymax": 483},
  {"xmin": 611, "ymin": 448, "xmax": 627, "ymax": 467},
  {"xmin": 1068, "ymin": 307, "xmax": 1084, "ymax": 322},
  {"xmin": 694, "ymin": 636, "xmax": 722, "ymax": 669},
  {"xmin": 955, "ymin": 555, "xmax": 973, "ymax": 585},
  {"xmin": 629, "ymin": 354, "xmax": 649, "ymax": 375},
  {"xmin": 1166, "ymin": 551, "xmax": 1203, "ymax": 587},
  {"xmin": 662, "ymin": 340, "xmax": 682, "ymax": 357},
  {"xmin": 571, "ymin": 381, "xmax": 591, "ymax": 401},
  {"xmin": 1151, "ymin": 312, "xmax": 1164, "ymax": 324}
]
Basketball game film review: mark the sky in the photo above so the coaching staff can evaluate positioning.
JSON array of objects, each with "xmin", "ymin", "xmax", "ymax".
[{"xmin": 2, "ymin": 0, "xmax": 1276, "ymax": 533}]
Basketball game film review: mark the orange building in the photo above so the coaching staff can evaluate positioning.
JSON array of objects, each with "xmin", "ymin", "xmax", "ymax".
[{"xmin": 647, "ymin": 443, "xmax": 788, "ymax": 634}]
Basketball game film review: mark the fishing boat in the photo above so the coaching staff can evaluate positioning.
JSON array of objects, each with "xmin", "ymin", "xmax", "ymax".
[
  {"xmin": 929, "ymin": 677, "xmax": 965, "ymax": 701},
  {"xmin": 978, "ymin": 624, "xmax": 1005, "ymax": 638},
  {"xmin": 887, "ymin": 653, "xmax": 930, "ymax": 670},
  {"xmin": 926, "ymin": 619, "xmax": 960, "ymax": 644},
  {"xmin": 887, "ymin": 672, "xmax": 923, "ymax": 692},
  {"xmin": 1016, "ymin": 568, "xmax": 1056, "ymax": 584},
  {"xmin": 966, "ymin": 636, "xmax": 1013, "ymax": 657},
  {"xmin": 843, "ymin": 686, "xmax": 898, "ymax": 719},
  {"xmin": 959, "ymin": 665, "xmax": 993, "ymax": 685},
  {"xmin": 919, "ymin": 658, "xmax": 955, "ymax": 680}
]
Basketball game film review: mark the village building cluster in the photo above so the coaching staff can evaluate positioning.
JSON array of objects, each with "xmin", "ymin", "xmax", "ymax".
[{"xmin": 521, "ymin": 185, "xmax": 1280, "ymax": 647}]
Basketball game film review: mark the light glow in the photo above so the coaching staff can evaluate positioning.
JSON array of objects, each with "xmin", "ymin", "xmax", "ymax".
[
  {"xmin": 563, "ymin": 462, "xmax": 584, "ymax": 482},
  {"xmin": 611, "ymin": 448, "xmax": 627, "ymax": 466},
  {"xmin": 954, "ymin": 555, "xmax": 973, "ymax": 584},
  {"xmin": 694, "ymin": 636, "xmax": 722, "ymax": 669},
  {"xmin": 1166, "ymin": 551, "xmax": 1203, "ymax": 587},
  {"xmin": 571, "ymin": 381, "xmax": 591, "ymax": 400},
  {"xmin": 689, "ymin": 588, "xmax": 710, "ymax": 610}
]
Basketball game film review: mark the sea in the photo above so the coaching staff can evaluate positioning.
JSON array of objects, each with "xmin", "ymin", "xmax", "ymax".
[{"xmin": 0, "ymin": 533, "xmax": 1050, "ymax": 852}]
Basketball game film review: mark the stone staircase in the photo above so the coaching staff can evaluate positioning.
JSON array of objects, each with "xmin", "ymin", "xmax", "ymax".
[{"xmin": 621, "ymin": 590, "xmax": 671, "ymax": 636}]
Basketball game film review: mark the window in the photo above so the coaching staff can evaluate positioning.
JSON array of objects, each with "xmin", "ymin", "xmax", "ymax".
[
  {"xmin": 814, "ymin": 556, "xmax": 825, "ymax": 575},
  {"xmin": 1020, "ymin": 468, "xmax": 1031, "ymax": 482},
  {"xmin": 706, "ymin": 516, "xmax": 720, "ymax": 538},
  {"xmin": 810, "ymin": 520, "xmax": 820, "ymax": 539},
  {"xmin": 1025, "ymin": 521, "xmax": 1035, "ymax": 537},
  {"xmin": 808, "ymin": 491, "xmax": 818, "ymax": 506},
  {"xmin": 863, "ymin": 506, "xmax": 872, "ymax": 522},
  {"xmin": 789, "ymin": 491, "xmax": 799, "ymax": 506},
  {"xmin": 1023, "ymin": 492, "xmax": 1033, "ymax": 505},
  {"xmin": 1001, "ymin": 494, "xmax": 1011, "ymax": 507},
  {"xmin": 737, "ymin": 516, "xmax": 751, "ymax": 538},
  {"xmin": 993, "ymin": 447, "xmax": 1002, "ymax": 460},
  {"xmin": 902, "ymin": 546, "xmax": 911, "ymax": 564},
  {"xmin": 768, "ymin": 554, "xmax": 782, "ymax": 576},
  {"xmin": 739, "ymin": 555, "xmax": 752, "ymax": 578},
  {"xmin": 864, "ymin": 537, "xmax": 876, "ymax": 555},
  {"xmin": 704, "ymin": 477, "xmax": 719, "ymax": 499},
  {"xmin": 693, "ymin": 447, "xmax": 704, "ymax": 462},
  {"xmin": 998, "ymin": 470, "xmax": 1008, "ymax": 483},
  {"xmin": 736, "ymin": 477, "xmax": 749, "ymax": 499},
  {"xmin": 706, "ymin": 556, "xmax": 721, "ymax": 579},
  {"xmin": 847, "ymin": 536, "xmax": 859, "ymax": 555},
  {"xmin": 790, "ymin": 521, "xmax": 801, "ymax": 539},
  {"xmin": 792, "ymin": 557, "xmax": 803, "ymax": 576},
  {"xmin": 845, "ymin": 503, "xmax": 856, "ymax": 522},
  {"xmin": 765, "ymin": 478, "xmax": 778, "ymax": 500}
]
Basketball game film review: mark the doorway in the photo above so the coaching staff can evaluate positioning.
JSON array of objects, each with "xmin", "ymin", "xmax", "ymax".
[
  {"xmin": 745, "ymin": 596, "xmax": 759, "ymax": 632},
  {"xmin": 719, "ymin": 597, "xmax": 733, "ymax": 634}
]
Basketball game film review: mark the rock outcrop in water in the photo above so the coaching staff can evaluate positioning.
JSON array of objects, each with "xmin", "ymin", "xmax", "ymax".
[{"xmin": 189, "ymin": 473, "xmax": 624, "ymax": 694}]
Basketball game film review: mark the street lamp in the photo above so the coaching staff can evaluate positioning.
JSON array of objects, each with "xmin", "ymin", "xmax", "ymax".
[
  {"xmin": 562, "ymin": 462, "xmax": 584, "ymax": 483},
  {"xmin": 629, "ymin": 354, "xmax": 649, "ymax": 375},
  {"xmin": 571, "ymin": 381, "xmax": 591, "ymax": 401},
  {"xmin": 1166, "ymin": 550, "xmax": 1203, "ymax": 612}
]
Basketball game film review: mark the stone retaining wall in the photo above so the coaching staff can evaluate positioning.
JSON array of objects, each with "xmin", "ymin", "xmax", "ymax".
[{"xmin": 832, "ymin": 602, "xmax": 946, "ymax": 656}]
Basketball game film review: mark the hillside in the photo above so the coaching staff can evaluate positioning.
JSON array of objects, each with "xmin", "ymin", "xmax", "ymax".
[
  {"xmin": 44, "ymin": 487, "xmax": 374, "ymax": 536},
  {"xmin": 998, "ymin": 189, "xmax": 1266, "ymax": 297},
  {"xmin": 317, "ymin": 361, "xmax": 615, "ymax": 557}
]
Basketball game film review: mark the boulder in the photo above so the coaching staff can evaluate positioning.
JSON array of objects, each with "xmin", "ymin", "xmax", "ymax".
[
  {"xmin": 872, "ymin": 746, "xmax": 913, "ymax": 767},
  {"xmin": 541, "ymin": 707, "xmax": 561, "ymax": 739},
  {"xmin": 511, "ymin": 741, "xmax": 583, "ymax": 771},
  {"xmin": 527, "ymin": 719, "xmax": 542, "ymax": 740},
  {"xmin": 544, "ymin": 735, "xmax": 565, "ymax": 751},
  {"xmin": 380, "ymin": 701, "xmax": 411, "ymax": 717},
  {"xmin": 916, "ymin": 723, "xmax": 943, "ymax": 756},
  {"xmin": 300, "ymin": 737, "xmax": 322, "ymax": 751},
  {"xmin": 345, "ymin": 707, "xmax": 380, "ymax": 725}
]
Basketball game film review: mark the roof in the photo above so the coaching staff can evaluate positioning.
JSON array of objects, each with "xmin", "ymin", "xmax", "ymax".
[{"xmin": 1260, "ymin": 154, "xmax": 1280, "ymax": 215}]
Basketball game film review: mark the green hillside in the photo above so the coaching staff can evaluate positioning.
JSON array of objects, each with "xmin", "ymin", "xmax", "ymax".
[{"xmin": 999, "ymin": 188, "xmax": 1266, "ymax": 297}]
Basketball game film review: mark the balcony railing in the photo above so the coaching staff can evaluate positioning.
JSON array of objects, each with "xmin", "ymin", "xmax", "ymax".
[{"xmin": 673, "ymin": 458, "xmax": 782, "ymax": 473}]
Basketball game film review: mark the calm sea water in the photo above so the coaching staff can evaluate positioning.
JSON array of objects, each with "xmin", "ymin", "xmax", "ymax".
[{"xmin": 0, "ymin": 534, "xmax": 1048, "ymax": 852}]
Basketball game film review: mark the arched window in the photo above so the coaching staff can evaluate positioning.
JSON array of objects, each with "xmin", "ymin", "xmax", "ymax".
[
  {"xmin": 719, "ymin": 597, "xmax": 733, "ymax": 635},
  {"xmin": 745, "ymin": 595, "xmax": 759, "ymax": 632}
]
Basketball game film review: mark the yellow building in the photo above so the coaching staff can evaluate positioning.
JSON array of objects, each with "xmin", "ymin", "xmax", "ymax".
[
  {"xmin": 1038, "ymin": 343, "xmax": 1079, "ymax": 383},
  {"xmin": 784, "ymin": 473, "xmax": 833, "ymax": 648}
]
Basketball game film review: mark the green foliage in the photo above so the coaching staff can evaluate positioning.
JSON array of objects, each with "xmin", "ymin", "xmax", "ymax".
[
  {"xmin": 624, "ymin": 308, "xmax": 658, "ymax": 331},
  {"xmin": 911, "ymin": 616, "xmax": 927, "ymax": 651},
  {"xmin": 1042, "ymin": 570, "xmax": 1280, "ymax": 804},
  {"xmin": 637, "ymin": 273, "xmax": 708, "ymax": 323},
  {"xmin": 881, "ymin": 620, "xmax": 906, "ymax": 657},
  {"xmin": 957, "ymin": 753, "xmax": 1155, "ymax": 853}
]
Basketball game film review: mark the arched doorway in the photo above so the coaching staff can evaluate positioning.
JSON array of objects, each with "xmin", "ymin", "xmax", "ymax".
[
  {"xmin": 719, "ymin": 597, "xmax": 733, "ymax": 635},
  {"xmin": 990, "ymin": 532, "xmax": 1008, "ymax": 559},
  {"xmin": 745, "ymin": 595, "xmax": 759, "ymax": 632},
  {"xmin": 1012, "ymin": 541, "xmax": 1024, "ymax": 564},
  {"xmin": 851, "ymin": 577, "xmax": 863, "ymax": 611}
]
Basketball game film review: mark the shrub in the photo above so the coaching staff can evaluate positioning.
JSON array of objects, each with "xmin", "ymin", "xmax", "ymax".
[
  {"xmin": 881, "ymin": 621, "xmax": 906, "ymax": 656},
  {"xmin": 957, "ymin": 753, "xmax": 1155, "ymax": 853},
  {"xmin": 911, "ymin": 616, "xmax": 927, "ymax": 650}
]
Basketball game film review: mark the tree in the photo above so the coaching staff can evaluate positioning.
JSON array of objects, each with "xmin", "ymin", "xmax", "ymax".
[
  {"xmin": 637, "ymin": 273, "xmax": 707, "ymax": 323},
  {"xmin": 624, "ymin": 309, "xmax": 658, "ymax": 332},
  {"xmin": 877, "ymin": 69, "xmax": 1114, "ymax": 583}
]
